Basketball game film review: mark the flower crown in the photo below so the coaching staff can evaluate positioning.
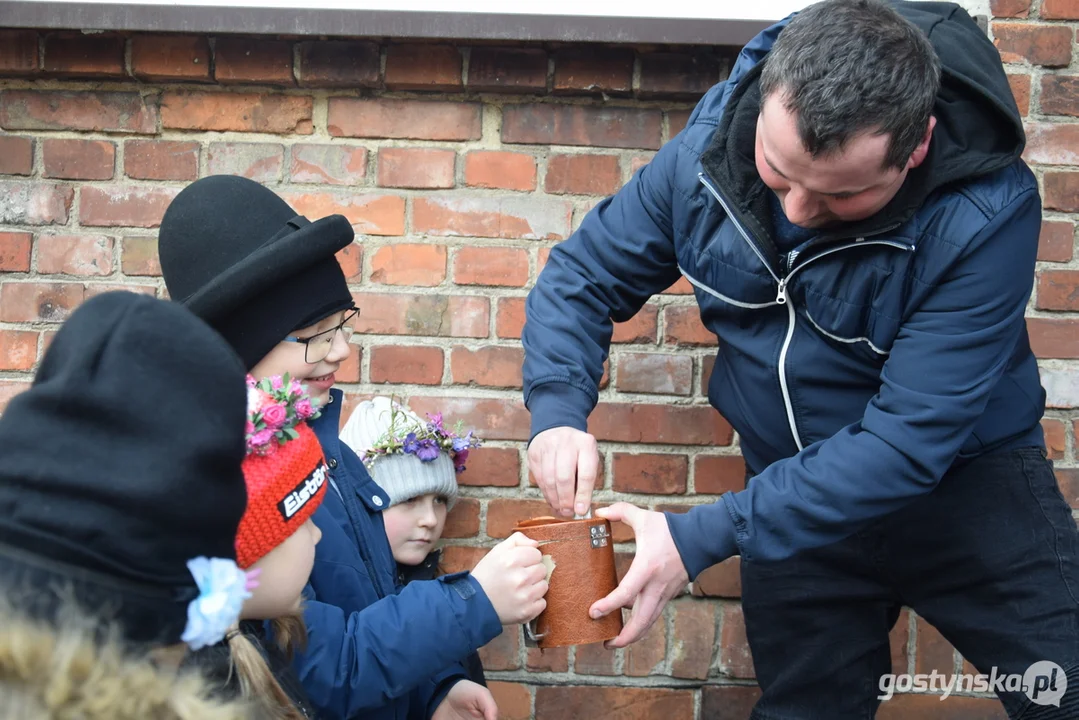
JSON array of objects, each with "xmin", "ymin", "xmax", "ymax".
[
  {"xmin": 245, "ymin": 373, "xmax": 322, "ymax": 456},
  {"xmin": 360, "ymin": 399, "xmax": 482, "ymax": 474}
]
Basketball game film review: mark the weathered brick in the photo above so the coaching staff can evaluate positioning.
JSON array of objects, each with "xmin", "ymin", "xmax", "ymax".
[
  {"xmin": 0, "ymin": 181, "xmax": 73, "ymax": 225},
  {"xmin": 553, "ymin": 48, "xmax": 633, "ymax": 95},
  {"xmin": 1028, "ymin": 318, "xmax": 1079, "ymax": 358},
  {"xmin": 613, "ymin": 304, "xmax": 660, "ymax": 344},
  {"xmin": 486, "ymin": 499, "xmax": 553, "ymax": 538},
  {"xmin": 369, "ymin": 345, "xmax": 444, "ymax": 385},
  {"xmin": 370, "ymin": 244, "xmax": 447, "ymax": 286},
  {"xmin": 43, "ymin": 34, "xmax": 124, "ymax": 77},
  {"xmin": 915, "ymin": 615, "xmax": 956, "ymax": 675},
  {"xmin": 442, "ymin": 498, "xmax": 480, "ymax": 538},
  {"xmin": 665, "ymin": 305, "xmax": 715, "ymax": 346},
  {"xmin": 1044, "ymin": 172, "xmax": 1079, "ymax": 212},
  {"xmin": 0, "ymin": 232, "xmax": 32, "ymax": 272},
  {"xmin": 298, "ymin": 41, "xmax": 380, "ymax": 88},
  {"xmin": 1043, "ymin": 418, "xmax": 1067, "ymax": 460},
  {"xmin": 695, "ymin": 454, "xmax": 746, "ymax": 495},
  {"xmin": 0, "ymin": 91, "xmax": 158, "ymax": 134},
  {"xmin": 161, "ymin": 92, "xmax": 312, "ymax": 134},
  {"xmin": 0, "ymin": 282, "xmax": 85, "ymax": 322},
  {"xmin": 590, "ymin": 403, "xmax": 732, "ymax": 446},
  {"xmin": 526, "ymin": 645, "xmax": 568, "ymax": 672},
  {"xmin": 214, "ymin": 38, "xmax": 293, "ymax": 85},
  {"xmin": 336, "ymin": 244, "xmax": 363, "ymax": 280},
  {"xmin": 336, "ymin": 343, "xmax": 361, "ymax": 384},
  {"xmin": 42, "ymin": 139, "xmax": 115, "ymax": 180},
  {"xmin": 1041, "ymin": 74, "xmax": 1079, "ymax": 117},
  {"xmin": 36, "ymin": 234, "xmax": 114, "ymax": 276},
  {"xmin": 615, "ymin": 352, "xmax": 693, "ymax": 395},
  {"xmin": 0, "ymin": 30, "xmax": 39, "ymax": 75},
  {"xmin": 207, "ymin": 142, "xmax": 284, "ymax": 183},
  {"xmin": 701, "ymin": 685, "xmax": 763, "ymax": 720},
  {"xmin": 1008, "ymin": 72, "xmax": 1031, "ymax": 116},
  {"xmin": 439, "ymin": 545, "xmax": 488, "ymax": 574},
  {"xmin": 124, "ymin": 140, "xmax": 199, "ymax": 181},
  {"xmin": 536, "ymin": 686, "xmax": 694, "ymax": 718},
  {"xmin": 993, "ymin": 23, "xmax": 1074, "ymax": 67},
  {"xmin": 670, "ymin": 597, "xmax": 716, "ymax": 680},
  {"xmin": 450, "ymin": 346, "xmax": 523, "ymax": 389},
  {"xmin": 669, "ymin": 109, "xmax": 693, "ymax": 137},
  {"xmin": 1038, "ymin": 220, "xmax": 1074, "ymax": 262},
  {"xmin": 692, "ymin": 557, "xmax": 741, "ymax": 599},
  {"xmin": 79, "ymin": 186, "xmax": 178, "ymax": 229},
  {"xmin": 414, "ymin": 195, "xmax": 572, "ymax": 240},
  {"xmin": 1042, "ymin": 0, "xmax": 1079, "ymax": 18},
  {"xmin": 503, "ymin": 104, "xmax": 663, "ymax": 150},
  {"xmin": 624, "ymin": 617, "xmax": 667, "ymax": 676},
  {"xmin": 612, "ymin": 453, "xmax": 688, "ymax": 494},
  {"xmin": 0, "ymin": 330, "xmax": 38, "ymax": 371},
  {"xmin": 663, "ymin": 276, "xmax": 694, "ymax": 295},
  {"xmin": 487, "ymin": 681, "xmax": 530, "ymax": 720},
  {"xmin": 1037, "ymin": 270, "xmax": 1079, "ymax": 310},
  {"xmin": 478, "ymin": 627, "xmax": 520, "ymax": 670},
  {"xmin": 1023, "ymin": 122, "xmax": 1079, "ymax": 165},
  {"xmin": 889, "ymin": 608, "xmax": 911, "ymax": 676},
  {"xmin": 719, "ymin": 604, "xmax": 754, "ymax": 679},
  {"xmin": 385, "ymin": 44, "xmax": 463, "ymax": 91},
  {"xmin": 281, "ymin": 192, "xmax": 405, "ymax": 236},
  {"xmin": 453, "ymin": 247, "xmax": 529, "ymax": 287},
  {"xmin": 574, "ymin": 641, "xmax": 619, "ymax": 675},
  {"xmin": 0, "ymin": 136, "xmax": 32, "ymax": 175},
  {"xmin": 991, "ymin": 0, "xmax": 1031, "ymax": 17},
  {"xmin": 121, "ymin": 236, "xmax": 161, "ymax": 277},
  {"xmin": 352, "ymin": 293, "xmax": 489, "ymax": 339},
  {"xmin": 290, "ymin": 144, "xmax": 367, "ymax": 185},
  {"xmin": 131, "ymin": 35, "xmax": 211, "ymax": 81},
  {"xmin": 545, "ymin": 154, "xmax": 622, "ymax": 195},
  {"xmin": 639, "ymin": 52, "xmax": 721, "ymax": 98},
  {"xmin": 0, "ymin": 380, "xmax": 31, "ymax": 413},
  {"xmin": 328, "ymin": 98, "xmax": 481, "ymax": 141},
  {"xmin": 463, "ymin": 151, "xmax": 536, "ymax": 191},
  {"xmin": 1058, "ymin": 468, "xmax": 1079, "ymax": 508},
  {"xmin": 406, "ymin": 396, "xmax": 529, "ymax": 441},
  {"xmin": 468, "ymin": 47, "xmax": 547, "ymax": 93},
  {"xmin": 495, "ymin": 297, "xmax": 526, "ymax": 339},
  {"xmin": 457, "ymin": 447, "xmax": 520, "ymax": 487},
  {"xmin": 378, "ymin": 148, "xmax": 455, "ymax": 189}
]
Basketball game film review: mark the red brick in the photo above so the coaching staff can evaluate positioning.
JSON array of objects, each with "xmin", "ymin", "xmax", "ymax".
[
  {"xmin": 692, "ymin": 557, "xmax": 741, "ymax": 599},
  {"xmin": 993, "ymin": 23, "xmax": 1073, "ymax": 67},
  {"xmin": 0, "ymin": 380, "xmax": 31, "ymax": 413},
  {"xmin": 0, "ymin": 232, "xmax": 32, "ymax": 272},
  {"xmin": 0, "ymin": 330, "xmax": 38, "ymax": 371},
  {"xmin": 612, "ymin": 304, "xmax": 659, "ymax": 344},
  {"xmin": 1056, "ymin": 468, "xmax": 1079, "ymax": 508},
  {"xmin": 486, "ymin": 499, "xmax": 554, "ymax": 538},
  {"xmin": 439, "ymin": 545, "xmax": 488, "ymax": 574},
  {"xmin": 536, "ymin": 686, "xmax": 694, "ymax": 718},
  {"xmin": 670, "ymin": 597, "xmax": 716, "ymax": 679},
  {"xmin": 453, "ymin": 247, "xmax": 529, "ymax": 287},
  {"xmin": 353, "ymin": 293, "xmax": 489, "ymax": 338},
  {"xmin": 669, "ymin": 110, "xmax": 693, "ymax": 137},
  {"xmin": 695, "ymin": 454, "xmax": 745, "ymax": 495},
  {"xmin": 0, "ymin": 282, "xmax": 85, "ymax": 322},
  {"xmin": 478, "ymin": 627, "xmax": 520, "ymax": 670},
  {"xmin": 496, "ymin": 297, "xmax": 526, "ymax": 339},
  {"xmin": 719, "ymin": 604, "xmax": 754, "ymax": 679},
  {"xmin": 336, "ymin": 344, "xmax": 361, "ymax": 384},
  {"xmin": 1044, "ymin": 172, "xmax": 1079, "ymax": 212},
  {"xmin": 503, "ymin": 104, "xmax": 663, "ymax": 150},
  {"xmin": 662, "ymin": 276, "xmax": 693, "ymax": 295},
  {"xmin": 624, "ymin": 617, "xmax": 667, "ymax": 676},
  {"xmin": 1024, "ymin": 122, "xmax": 1079, "ymax": 165},
  {"xmin": 42, "ymin": 139, "xmax": 114, "ymax": 180},
  {"xmin": 385, "ymin": 44, "xmax": 463, "ymax": 91},
  {"xmin": 281, "ymin": 192, "xmax": 405, "ymax": 237},
  {"xmin": 290, "ymin": 144, "xmax": 367, "ymax": 185},
  {"xmin": 526, "ymin": 646, "xmax": 568, "ymax": 672},
  {"xmin": 84, "ymin": 284, "xmax": 156, "ymax": 301},
  {"xmin": 463, "ymin": 151, "xmax": 536, "ymax": 191},
  {"xmin": 130, "ymin": 35, "xmax": 211, "ymax": 81},
  {"xmin": 80, "ymin": 186, "xmax": 179, "ymax": 229},
  {"xmin": 297, "ymin": 41, "xmax": 380, "ymax": 88},
  {"xmin": 1043, "ymin": 0, "xmax": 1079, "ymax": 18},
  {"xmin": 407, "ymin": 396, "xmax": 529, "ymax": 442},
  {"xmin": 161, "ymin": 92, "xmax": 312, "ymax": 134},
  {"xmin": 615, "ymin": 352, "xmax": 693, "ymax": 395},
  {"xmin": 36, "ymin": 234, "xmax": 114, "ymax": 276},
  {"xmin": 1008, "ymin": 72, "xmax": 1031, "ymax": 116},
  {"xmin": 458, "ymin": 447, "xmax": 520, "ymax": 487},
  {"xmin": 553, "ymin": 48, "xmax": 633, "ymax": 95},
  {"xmin": 0, "ymin": 136, "xmax": 32, "ymax": 175},
  {"xmin": 328, "ymin": 98, "xmax": 480, "ymax": 141},
  {"xmin": 369, "ymin": 345, "xmax": 444, "ymax": 385},
  {"xmin": 442, "ymin": 498, "xmax": 480, "ymax": 539},
  {"xmin": 377, "ymin": 148, "xmax": 455, "ymax": 189},
  {"xmin": 468, "ymin": 48, "xmax": 547, "ymax": 93},
  {"xmin": 1037, "ymin": 270, "xmax": 1079, "ymax": 310},
  {"xmin": 991, "ymin": 0, "xmax": 1031, "ymax": 16},
  {"xmin": 0, "ymin": 30, "xmax": 38, "ymax": 75},
  {"xmin": 1028, "ymin": 318, "xmax": 1079, "ymax": 358},
  {"xmin": 876, "ymin": 694, "xmax": 1007, "ymax": 719},
  {"xmin": 206, "ymin": 142, "xmax": 284, "ymax": 183},
  {"xmin": 574, "ymin": 641, "xmax": 618, "ymax": 675},
  {"xmin": 639, "ymin": 52, "xmax": 721, "ymax": 98},
  {"xmin": 487, "ymin": 681, "xmax": 530, "ymax": 720},
  {"xmin": 612, "ymin": 453, "xmax": 688, "ymax": 494},
  {"xmin": 1043, "ymin": 418, "xmax": 1067, "ymax": 460},
  {"xmin": 590, "ymin": 403, "xmax": 733, "ymax": 446},
  {"xmin": 121, "ymin": 236, "xmax": 160, "ymax": 277},
  {"xmin": 0, "ymin": 181, "xmax": 73, "ymax": 225},
  {"xmin": 214, "ymin": 38, "xmax": 293, "ymax": 85},
  {"xmin": 545, "ymin": 154, "xmax": 622, "ymax": 196},
  {"xmin": 124, "ymin": 140, "xmax": 199, "ymax": 181},
  {"xmin": 915, "ymin": 615, "xmax": 955, "ymax": 675},
  {"xmin": 889, "ymin": 608, "xmax": 911, "ymax": 676},
  {"xmin": 1038, "ymin": 220, "xmax": 1074, "ymax": 262},
  {"xmin": 450, "ymin": 346, "xmax": 523, "ymax": 389},
  {"xmin": 370, "ymin": 244, "xmax": 446, "ymax": 286},
  {"xmin": 43, "ymin": 34, "xmax": 124, "ymax": 77},
  {"xmin": 413, "ymin": 195, "xmax": 572, "ymax": 240},
  {"xmin": 0, "ymin": 91, "xmax": 158, "ymax": 134},
  {"xmin": 336, "ymin": 244, "xmax": 363, "ymax": 280},
  {"xmin": 1041, "ymin": 74, "xmax": 1079, "ymax": 117},
  {"xmin": 665, "ymin": 306, "xmax": 715, "ymax": 346},
  {"xmin": 630, "ymin": 154, "xmax": 654, "ymax": 176},
  {"xmin": 701, "ymin": 685, "xmax": 763, "ymax": 720}
]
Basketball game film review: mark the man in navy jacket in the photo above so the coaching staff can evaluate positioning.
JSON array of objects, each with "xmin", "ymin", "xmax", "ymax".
[{"xmin": 522, "ymin": 1, "xmax": 1079, "ymax": 716}]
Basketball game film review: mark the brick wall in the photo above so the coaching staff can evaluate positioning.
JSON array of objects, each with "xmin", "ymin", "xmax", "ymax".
[{"xmin": 0, "ymin": 8, "xmax": 1075, "ymax": 718}]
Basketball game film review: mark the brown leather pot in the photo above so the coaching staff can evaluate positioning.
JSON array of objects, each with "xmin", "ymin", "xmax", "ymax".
[{"xmin": 513, "ymin": 516, "xmax": 623, "ymax": 648}]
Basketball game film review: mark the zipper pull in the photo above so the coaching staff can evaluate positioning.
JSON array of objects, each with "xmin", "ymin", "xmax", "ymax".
[{"xmin": 776, "ymin": 279, "xmax": 788, "ymax": 305}]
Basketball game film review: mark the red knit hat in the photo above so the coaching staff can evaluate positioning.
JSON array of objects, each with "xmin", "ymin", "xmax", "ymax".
[{"xmin": 236, "ymin": 374, "xmax": 329, "ymax": 569}]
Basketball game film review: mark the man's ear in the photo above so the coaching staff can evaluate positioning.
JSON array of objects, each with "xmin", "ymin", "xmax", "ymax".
[{"xmin": 907, "ymin": 115, "xmax": 937, "ymax": 170}]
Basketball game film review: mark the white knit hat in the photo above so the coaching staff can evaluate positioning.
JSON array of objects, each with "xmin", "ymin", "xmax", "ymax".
[{"xmin": 339, "ymin": 396, "xmax": 459, "ymax": 509}]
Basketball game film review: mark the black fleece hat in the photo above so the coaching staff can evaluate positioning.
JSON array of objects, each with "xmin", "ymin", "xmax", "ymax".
[
  {"xmin": 0, "ymin": 291, "xmax": 248, "ymax": 647},
  {"xmin": 158, "ymin": 175, "xmax": 356, "ymax": 370}
]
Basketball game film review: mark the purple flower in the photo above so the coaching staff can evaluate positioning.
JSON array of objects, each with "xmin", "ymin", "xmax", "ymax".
[
  {"xmin": 426, "ymin": 412, "xmax": 444, "ymax": 432},
  {"xmin": 454, "ymin": 448, "xmax": 469, "ymax": 472},
  {"xmin": 451, "ymin": 432, "xmax": 473, "ymax": 453},
  {"xmin": 403, "ymin": 433, "xmax": 419, "ymax": 455},
  {"xmin": 415, "ymin": 438, "xmax": 440, "ymax": 462}
]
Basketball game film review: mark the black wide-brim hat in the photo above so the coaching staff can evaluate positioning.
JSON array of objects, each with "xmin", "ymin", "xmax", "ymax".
[{"xmin": 159, "ymin": 175, "xmax": 356, "ymax": 370}]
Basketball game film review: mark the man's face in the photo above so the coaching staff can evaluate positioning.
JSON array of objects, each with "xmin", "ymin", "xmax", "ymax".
[{"xmin": 755, "ymin": 94, "xmax": 933, "ymax": 229}]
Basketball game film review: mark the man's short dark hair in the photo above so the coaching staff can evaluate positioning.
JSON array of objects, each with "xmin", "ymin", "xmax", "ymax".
[{"xmin": 759, "ymin": 0, "xmax": 941, "ymax": 170}]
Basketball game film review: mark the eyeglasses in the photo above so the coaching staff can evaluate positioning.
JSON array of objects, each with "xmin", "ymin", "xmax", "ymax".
[{"xmin": 283, "ymin": 307, "xmax": 359, "ymax": 364}]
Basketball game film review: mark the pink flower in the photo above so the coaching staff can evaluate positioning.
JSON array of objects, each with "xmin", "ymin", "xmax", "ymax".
[
  {"xmin": 290, "ymin": 379, "xmax": 304, "ymax": 397},
  {"xmin": 295, "ymin": 398, "xmax": 314, "ymax": 420},
  {"xmin": 251, "ymin": 428, "xmax": 274, "ymax": 447},
  {"xmin": 244, "ymin": 420, "xmax": 255, "ymax": 435},
  {"xmin": 271, "ymin": 376, "xmax": 284, "ymax": 390},
  {"xmin": 261, "ymin": 403, "xmax": 287, "ymax": 429},
  {"xmin": 245, "ymin": 375, "xmax": 257, "ymax": 388}
]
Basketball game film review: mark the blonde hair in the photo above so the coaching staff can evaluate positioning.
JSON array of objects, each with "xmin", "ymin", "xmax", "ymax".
[{"xmin": 223, "ymin": 612, "xmax": 308, "ymax": 720}]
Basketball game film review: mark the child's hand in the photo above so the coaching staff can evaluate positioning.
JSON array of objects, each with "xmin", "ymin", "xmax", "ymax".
[{"xmin": 471, "ymin": 532, "xmax": 548, "ymax": 625}]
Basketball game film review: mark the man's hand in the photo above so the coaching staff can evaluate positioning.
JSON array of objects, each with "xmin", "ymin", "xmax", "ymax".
[
  {"xmin": 589, "ymin": 502, "xmax": 690, "ymax": 648},
  {"xmin": 431, "ymin": 680, "xmax": 498, "ymax": 720},
  {"xmin": 528, "ymin": 426, "xmax": 600, "ymax": 517},
  {"xmin": 471, "ymin": 532, "xmax": 548, "ymax": 625}
]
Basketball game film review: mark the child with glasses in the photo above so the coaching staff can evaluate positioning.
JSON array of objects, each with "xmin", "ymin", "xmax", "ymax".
[{"xmin": 157, "ymin": 175, "xmax": 549, "ymax": 720}]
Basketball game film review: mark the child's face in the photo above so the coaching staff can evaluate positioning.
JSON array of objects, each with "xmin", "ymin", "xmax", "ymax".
[
  {"xmin": 383, "ymin": 494, "xmax": 449, "ymax": 566},
  {"xmin": 240, "ymin": 518, "xmax": 322, "ymax": 620},
  {"xmin": 251, "ymin": 309, "xmax": 355, "ymax": 407}
]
